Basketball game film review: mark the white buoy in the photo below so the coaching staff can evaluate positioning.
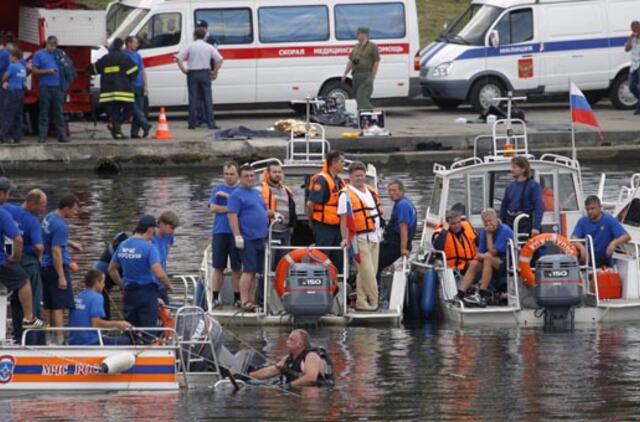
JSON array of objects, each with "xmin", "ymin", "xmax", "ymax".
[{"xmin": 100, "ymin": 352, "xmax": 136, "ymax": 374}]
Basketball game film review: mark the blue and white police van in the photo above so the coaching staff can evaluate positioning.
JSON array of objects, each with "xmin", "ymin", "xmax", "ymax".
[{"xmin": 419, "ymin": 0, "xmax": 638, "ymax": 111}]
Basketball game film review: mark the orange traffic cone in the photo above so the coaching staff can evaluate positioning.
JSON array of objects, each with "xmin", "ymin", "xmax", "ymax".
[{"xmin": 154, "ymin": 107, "xmax": 173, "ymax": 140}]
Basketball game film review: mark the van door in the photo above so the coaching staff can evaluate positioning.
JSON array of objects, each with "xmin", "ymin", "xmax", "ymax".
[
  {"xmin": 194, "ymin": 6, "xmax": 257, "ymax": 103},
  {"xmin": 487, "ymin": 7, "xmax": 542, "ymax": 94},
  {"xmin": 136, "ymin": 11, "xmax": 186, "ymax": 106},
  {"xmin": 540, "ymin": 2, "xmax": 609, "ymax": 92}
]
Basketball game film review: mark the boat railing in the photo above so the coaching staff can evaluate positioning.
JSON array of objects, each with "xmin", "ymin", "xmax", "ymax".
[
  {"xmin": 570, "ymin": 236, "xmax": 600, "ymax": 304},
  {"xmin": 472, "ymin": 134, "xmax": 494, "ymax": 158},
  {"xmin": 488, "ymin": 118, "xmax": 529, "ymax": 159},
  {"xmin": 170, "ymin": 274, "xmax": 200, "ymax": 309},
  {"xmin": 506, "ymin": 239, "xmax": 522, "ymax": 310},
  {"xmin": 0, "ymin": 285, "xmax": 8, "ymax": 342},
  {"xmin": 539, "ymin": 153, "xmax": 580, "ymax": 170},
  {"xmin": 411, "ymin": 248, "xmax": 459, "ymax": 305},
  {"xmin": 20, "ymin": 327, "xmax": 178, "ymax": 347},
  {"xmin": 287, "ymin": 123, "xmax": 330, "ymax": 163},
  {"xmin": 512, "ymin": 213, "xmax": 532, "ymax": 248},
  {"xmin": 250, "ymin": 157, "xmax": 284, "ymax": 170},
  {"xmin": 450, "ymin": 156, "xmax": 484, "ymax": 170},
  {"xmin": 264, "ymin": 220, "xmax": 350, "ymax": 316},
  {"xmin": 418, "ymin": 206, "xmax": 432, "ymax": 250},
  {"xmin": 433, "ymin": 163, "xmax": 447, "ymax": 175}
]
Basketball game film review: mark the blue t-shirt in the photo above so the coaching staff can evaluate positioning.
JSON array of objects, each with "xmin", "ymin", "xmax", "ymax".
[
  {"xmin": 42, "ymin": 211, "xmax": 70, "ymax": 267},
  {"xmin": 152, "ymin": 233, "xmax": 173, "ymax": 288},
  {"xmin": 3, "ymin": 204, "xmax": 43, "ymax": 256},
  {"xmin": 572, "ymin": 213, "xmax": 627, "ymax": 267},
  {"xmin": 124, "ymin": 49, "xmax": 144, "ymax": 88},
  {"xmin": 5, "ymin": 62, "xmax": 26, "ymax": 91},
  {"xmin": 227, "ymin": 186, "xmax": 268, "ymax": 240},
  {"xmin": 0, "ymin": 48, "xmax": 9, "ymax": 76},
  {"xmin": 500, "ymin": 179, "xmax": 544, "ymax": 230},
  {"xmin": 32, "ymin": 49, "xmax": 61, "ymax": 87},
  {"xmin": 112, "ymin": 237, "xmax": 160, "ymax": 287},
  {"xmin": 209, "ymin": 183, "xmax": 237, "ymax": 234},
  {"xmin": 386, "ymin": 196, "xmax": 418, "ymax": 240},
  {"xmin": 68, "ymin": 289, "xmax": 105, "ymax": 345},
  {"xmin": 0, "ymin": 207, "xmax": 20, "ymax": 266},
  {"xmin": 479, "ymin": 223, "xmax": 514, "ymax": 257}
]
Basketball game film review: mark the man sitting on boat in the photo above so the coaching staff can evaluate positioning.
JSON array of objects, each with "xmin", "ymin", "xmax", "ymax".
[
  {"xmin": 249, "ymin": 329, "xmax": 333, "ymax": 388},
  {"xmin": 571, "ymin": 195, "xmax": 630, "ymax": 267},
  {"xmin": 68, "ymin": 269, "xmax": 132, "ymax": 345},
  {"xmin": 433, "ymin": 209, "xmax": 478, "ymax": 273},
  {"xmin": 378, "ymin": 180, "xmax": 418, "ymax": 274},
  {"xmin": 455, "ymin": 209, "xmax": 513, "ymax": 307}
]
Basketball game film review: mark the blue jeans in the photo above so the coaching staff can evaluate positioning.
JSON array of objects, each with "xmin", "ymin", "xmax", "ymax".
[
  {"xmin": 38, "ymin": 85, "xmax": 65, "ymax": 139},
  {"xmin": 187, "ymin": 70, "xmax": 213, "ymax": 128},
  {"xmin": 630, "ymin": 68, "xmax": 640, "ymax": 110},
  {"xmin": 131, "ymin": 86, "xmax": 149, "ymax": 136}
]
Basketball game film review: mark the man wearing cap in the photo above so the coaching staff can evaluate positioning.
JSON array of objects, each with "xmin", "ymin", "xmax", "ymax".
[
  {"xmin": 31, "ymin": 35, "xmax": 75, "ymax": 143},
  {"xmin": 108, "ymin": 214, "xmax": 174, "ymax": 343},
  {"xmin": 341, "ymin": 27, "xmax": 380, "ymax": 111},
  {"xmin": 176, "ymin": 28, "xmax": 224, "ymax": 130}
]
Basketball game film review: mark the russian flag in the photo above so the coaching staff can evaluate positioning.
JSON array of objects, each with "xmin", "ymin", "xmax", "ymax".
[
  {"xmin": 570, "ymin": 82, "xmax": 604, "ymax": 143},
  {"xmin": 344, "ymin": 187, "xmax": 360, "ymax": 264}
]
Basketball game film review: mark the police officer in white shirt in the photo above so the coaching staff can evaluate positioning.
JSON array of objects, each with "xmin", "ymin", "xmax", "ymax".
[
  {"xmin": 176, "ymin": 28, "xmax": 224, "ymax": 129},
  {"xmin": 625, "ymin": 20, "xmax": 640, "ymax": 115}
]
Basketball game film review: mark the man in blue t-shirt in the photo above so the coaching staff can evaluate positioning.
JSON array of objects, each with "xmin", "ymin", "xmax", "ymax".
[
  {"xmin": 456, "ymin": 208, "xmax": 514, "ymax": 307},
  {"xmin": 30, "ymin": 35, "xmax": 70, "ymax": 143},
  {"xmin": 152, "ymin": 210, "xmax": 180, "ymax": 305},
  {"xmin": 378, "ymin": 180, "xmax": 418, "ymax": 274},
  {"xmin": 1, "ymin": 48, "xmax": 27, "ymax": 143},
  {"xmin": 42, "ymin": 194, "xmax": 81, "ymax": 345},
  {"xmin": 0, "ymin": 41, "xmax": 9, "ymax": 137},
  {"xmin": 209, "ymin": 161, "xmax": 241, "ymax": 307},
  {"xmin": 108, "ymin": 214, "xmax": 173, "ymax": 343},
  {"xmin": 0, "ymin": 178, "xmax": 46, "ymax": 333},
  {"xmin": 4, "ymin": 189, "xmax": 47, "ymax": 344},
  {"xmin": 228, "ymin": 165, "xmax": 268, "ymax": 312},
  {"xmin": 572, "ymin": 195, "xmax": 630, "ymax": 267},
  {"xmin": 124, "ymin": 36, "xmax": 151, "ymax": 138},
  {"xmin": 69, "ymin": 269, "xmax": 132, "ymax": 346}
]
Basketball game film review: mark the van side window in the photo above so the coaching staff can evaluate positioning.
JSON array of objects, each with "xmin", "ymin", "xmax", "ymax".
[
  {"xmin": 137, "ymin": 13, "xmax": 182, "ymax": 49},
  {"xmin": 335, "ymin": 3, "xmax": 406, "ymax": 40},
  {"xmin": 194, "ymin": 9, "xmax": 253, "ymax": 45},
  {"xmin": 494, "ymin": 8, "xmax": 533, "ymax": 45},
  {"xmin": 258, "ymin": 6, "xmax": 329, "ymax": 43}
]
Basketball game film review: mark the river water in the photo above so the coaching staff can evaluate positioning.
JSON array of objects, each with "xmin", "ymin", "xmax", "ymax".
[{"xmin": 1, "ymin": 162, "xmax": 639, "ymax": 420}]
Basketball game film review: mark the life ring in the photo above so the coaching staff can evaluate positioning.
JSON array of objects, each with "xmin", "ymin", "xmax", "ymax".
[
  {"xmin": 518, "ymin": 233, "xmax": 578, "ymax": 287},
  {"xmin": 274, "ymin": 248, "xmax": 338, "ymax": 297}
]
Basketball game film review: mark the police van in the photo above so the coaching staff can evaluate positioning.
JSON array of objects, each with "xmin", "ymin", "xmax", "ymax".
[
  {"xmin": 102, "ymin": 0, "xmax": 420, "ymax": 107},
  {"xmin": 419, "ymin": 0, "xmax": 638, "ymax": 111}
]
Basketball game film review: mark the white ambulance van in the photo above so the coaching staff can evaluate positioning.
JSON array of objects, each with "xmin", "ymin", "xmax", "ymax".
[
  {"xmin": 102, "ymin": 0, "xmax": 421, "ymax": 107},
  {"xmin": 419, "ymin": 0, "xmax": 638, "ymax": 111}
]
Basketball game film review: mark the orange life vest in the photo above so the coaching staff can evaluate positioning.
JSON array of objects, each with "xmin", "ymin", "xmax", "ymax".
[
  {"xmin": 261, "ymin": 170, "xmax": 294, "ymax": 223},
  {"xmin": 341, "ymin": 184, "xmax": 383, "ymax": 234},
  {"xmin": 434, "ymin": 221, "xmax": 478, "ymax": 271},
  {"xmin": 310, "ymin": 162, "xmax": 345, "ymax": 226}
]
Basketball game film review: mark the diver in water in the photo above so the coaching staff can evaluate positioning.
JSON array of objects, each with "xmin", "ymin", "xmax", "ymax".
[{"xmin": 249, "ymin": 329, "xmax": 334, "ymax": 388}]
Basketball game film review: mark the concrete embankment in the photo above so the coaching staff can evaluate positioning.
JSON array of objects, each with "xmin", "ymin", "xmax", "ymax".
[{"xmin": 1, "ymin": 103, "xmax": 638, "ymax": 171}]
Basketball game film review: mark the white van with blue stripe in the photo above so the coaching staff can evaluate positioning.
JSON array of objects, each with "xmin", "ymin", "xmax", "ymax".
[{"xmin": 419, "ymin": 0, "xmax": 638, "ymax": 111}]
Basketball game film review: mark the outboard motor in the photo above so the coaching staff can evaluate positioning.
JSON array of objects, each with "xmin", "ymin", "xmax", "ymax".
[
  {"xmin": 176, "ymin": 310, "xmax": 265, "ymax": 374},
  {"xmin": 534, "ymin": 254, "xmax": 582, "ymax": 331},
  {"xmin": 283, "ymin": 261, "xmax": 334, "ymax": 326}
]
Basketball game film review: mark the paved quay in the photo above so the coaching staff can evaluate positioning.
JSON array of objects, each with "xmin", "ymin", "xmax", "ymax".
[{"xmin": 1, "ymin": 101, "xmax": 638, "ymax": 171}]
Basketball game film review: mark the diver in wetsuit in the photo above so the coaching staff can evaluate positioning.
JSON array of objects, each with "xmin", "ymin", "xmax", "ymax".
[{"xmin": 249, "ymin": 329, "xmax": 333, "ymax": 388}]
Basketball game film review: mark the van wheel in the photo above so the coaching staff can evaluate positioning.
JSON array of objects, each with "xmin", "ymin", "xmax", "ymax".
[
  {"xmin": 432, "ymin": 98, "xmax": 461, "ymax": 110},
  {"xmin": 319, "ymin": 80, "xmax": 352, "ymax": 104},
  {"xmin": 469, "ymin": 78, "xmax": 506, "ymax": 112},
  {"xmin": 609, "ymin": 73, "xmax": 638, "ymax": 110}
]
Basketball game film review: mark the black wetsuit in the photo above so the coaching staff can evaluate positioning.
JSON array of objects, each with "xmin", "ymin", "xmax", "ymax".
[{"xmin": 282, "ymin": 347, "xmax": 334, "ymax": 386}]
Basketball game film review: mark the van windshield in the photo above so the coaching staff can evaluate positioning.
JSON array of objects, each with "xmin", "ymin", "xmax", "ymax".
[
  {"xmin": 106, "ymin": 3, "xmax": 149, "ymax": 40},
  {"xmin": 439, "ymin": 4, "xmax": 503, "ymax": 46}
]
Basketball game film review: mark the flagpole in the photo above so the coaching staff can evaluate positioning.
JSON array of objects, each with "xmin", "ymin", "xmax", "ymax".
[{"xmin": 569, "ymin": 79, "xmax": 577, "ymax": 162}]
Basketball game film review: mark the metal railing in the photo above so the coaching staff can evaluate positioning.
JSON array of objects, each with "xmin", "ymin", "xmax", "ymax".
[{"xmin": 21, "ymin": 327, "xmax": 178, "ymax": 347}]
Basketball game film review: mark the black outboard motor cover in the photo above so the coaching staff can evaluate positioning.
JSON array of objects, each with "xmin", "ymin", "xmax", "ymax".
[
  {"xmin": 283, "ymin": 262, "xmax": 333, "ymax": 318},
  {"xmin": 534, "ymin": 254, "xmax": 582, "ymax": 308}
]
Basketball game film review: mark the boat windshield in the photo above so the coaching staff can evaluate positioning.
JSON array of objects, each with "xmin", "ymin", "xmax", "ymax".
[
  {"xmin": 438, "ymin": 4, "xmax": 503, "ymax": 46},
  {"xmin": 106, "ymin": 3, "xmax": 149, "ymax": 40}
]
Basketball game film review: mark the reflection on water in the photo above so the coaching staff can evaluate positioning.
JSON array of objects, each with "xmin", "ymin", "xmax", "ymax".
[{"xmin": 1, "ymin": 163, "xmax": 639, "ymax": 419}]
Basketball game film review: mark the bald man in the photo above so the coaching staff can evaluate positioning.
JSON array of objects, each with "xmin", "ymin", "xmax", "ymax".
[{"xmin": 4, "ymin": 189, "xmax": 47, "ymax": 343}]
